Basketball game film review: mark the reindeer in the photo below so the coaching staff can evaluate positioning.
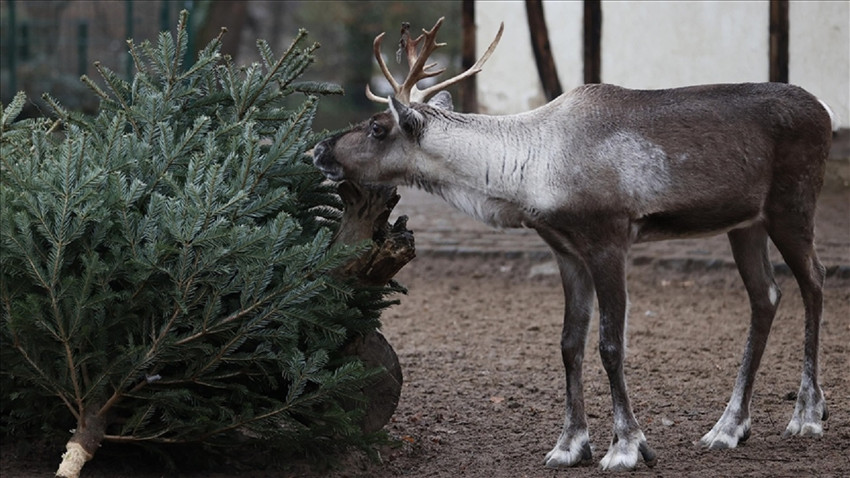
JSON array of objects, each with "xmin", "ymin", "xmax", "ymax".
[{"xmin": 313, "ymin": 18, "xmax": 835, "ymax": 470}]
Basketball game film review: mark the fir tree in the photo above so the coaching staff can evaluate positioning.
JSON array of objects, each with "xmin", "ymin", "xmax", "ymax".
[{"xmin": 1, "ymin": 12, "xmax": 400, "ymax": 477}]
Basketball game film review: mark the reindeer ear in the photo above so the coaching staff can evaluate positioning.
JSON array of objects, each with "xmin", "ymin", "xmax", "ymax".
[
  {"xmin": 389, "ymin": 96, "xmax": 425, "ymax": 140},
  {"xmin": 427, "ymin": 91, "xmax": 454, "ymax": 111}
]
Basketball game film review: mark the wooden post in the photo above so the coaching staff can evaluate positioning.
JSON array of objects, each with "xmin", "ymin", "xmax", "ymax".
[
  {"xmin": 583, "ymin": 0, "xmax": 602, "ymax": 84},
  {"xmin": 769, "ymin": 0, "xmax": 789, "ymax": 83},
  {"xmin": 461, "ymin": 0, "xmax": 478, "ymax": 112},
  {"xmin": 525, "ymin": 0, "xmax": 563, "ymax": 101}
]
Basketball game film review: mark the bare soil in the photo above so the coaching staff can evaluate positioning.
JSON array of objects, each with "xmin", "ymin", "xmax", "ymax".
[
  {"xmin": 3, "ymin": 190, "xmax": 849, "ymax": 478},
  {"xmin": 361, "ymin": 256, "xmax": 850, "ymax": 478}
]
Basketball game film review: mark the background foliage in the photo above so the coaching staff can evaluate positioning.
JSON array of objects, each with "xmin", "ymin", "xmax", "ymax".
[{"xmin": 0, "ymin": 1, "xmax": 462, "ymax": 130}]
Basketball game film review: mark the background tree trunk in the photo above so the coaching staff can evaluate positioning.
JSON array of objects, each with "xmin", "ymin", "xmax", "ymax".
[
  {"xmin": 583, "ymin": 0, "xmax": 602, "ymax": 84},
  {"xmin": 197, "ymin": 0, "xmax": 249, "ymax": 62},
  {"xmin": 525, "ymin": 0, "xmax": 563, "ymax": 101},
  {"xmin": 769, "ymin": 0, "xmax": 789, "ymax": 83},
  {"xmin": 460, "ymin": 0, "xmax": 478, "ymax": 112}
]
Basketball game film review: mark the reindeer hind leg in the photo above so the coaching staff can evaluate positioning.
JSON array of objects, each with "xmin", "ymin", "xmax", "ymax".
[{"xmin": 766, "ymin": 206, "xmax": 828, "ymax": 438}]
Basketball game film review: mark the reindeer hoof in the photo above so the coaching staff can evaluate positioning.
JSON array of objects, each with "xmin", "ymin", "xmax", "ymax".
[
  {"xmin": 700, "ymin": 416, "xmax": 751, "ymax": 449},
  {"xmin": 782, "ymin": 388, "xmax": 827, "ymax": 438},
  {"xmin": 783, "ymin": 415, "xmax": 825, "ymax": 438},
  {"xmin": 599, "ymin": 432, "xmax": 653, "ymax": 471},
  {"xmin": 544, "ymin": 430, "xmax": 592, "ymax": 468},
  {"xmin": 639, "ymin": 441, "xmax": 657, "ymax": 468}
]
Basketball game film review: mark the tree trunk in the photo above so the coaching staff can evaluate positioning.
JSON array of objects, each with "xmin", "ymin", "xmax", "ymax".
[
  {"xmin": 769, "ymin": 0, "xmax": 789, "ymax": 83},
  {"xmin": 332, "ymin": 181, "xmax": 415, "ymax": 432},
  {"xmin": 197, "ymin": 0, "xmax": 249, "ymax": 62},
  {"xmin": 55, "ymin": 408, "xmax": 107, "ymax": 478},
  {"xmin": 525, "ymin": 0, "xmax": 563, "ymax": 101},
  {"xmin": 583, "ymin": 0, "xmax": 602, "ymax": 84},
  {"xmin": 460, "ymin": 0, "xmax": 478, "ymax": 112},
  {"xmin": 342, "ymin": 331, "xmax": 404, "ymax": 433},
  {"xmin": 333, "ymin": 181, "xmax": 415, "ymax": 286}
]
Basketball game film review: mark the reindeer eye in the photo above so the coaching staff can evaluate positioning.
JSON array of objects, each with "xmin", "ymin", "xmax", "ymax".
[{"xmin": 369, "ymin": 121, "xmax": 387, "ymax": 139}]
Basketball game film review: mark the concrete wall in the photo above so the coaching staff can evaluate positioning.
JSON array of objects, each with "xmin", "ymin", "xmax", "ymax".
[{"xmin": 475, "ymin": 0, "xmax": 849, "ymax": 128}]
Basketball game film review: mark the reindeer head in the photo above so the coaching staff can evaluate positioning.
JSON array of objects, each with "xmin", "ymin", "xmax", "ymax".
[{"xmin": 312, "ymin": 17, "xmax": 503, "ymax": 185}]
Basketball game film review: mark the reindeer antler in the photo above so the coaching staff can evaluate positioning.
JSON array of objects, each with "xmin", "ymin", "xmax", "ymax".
[{"xmin": 366, "ymin": 17, "xmax": 504, "ymax": 105}]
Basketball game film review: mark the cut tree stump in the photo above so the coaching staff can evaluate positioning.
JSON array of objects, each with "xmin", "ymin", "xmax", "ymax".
[
  {"xmin": 332, "ymin": 181, "xmax": 414, "ymax": 433},
  {"xmin": 341, "ymin": 331, "xmax": 404, "ymax": 433}
]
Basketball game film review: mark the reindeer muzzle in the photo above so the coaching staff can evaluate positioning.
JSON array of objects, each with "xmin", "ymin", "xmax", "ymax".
[{"xmin": 312, "ymin": 139, "xmax": 344, "ymax": 181}]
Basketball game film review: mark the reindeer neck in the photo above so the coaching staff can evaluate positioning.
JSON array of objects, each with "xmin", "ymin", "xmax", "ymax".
[{"xmin": 405, "ymin": 103, "xmax": 568, "ymax": 228}]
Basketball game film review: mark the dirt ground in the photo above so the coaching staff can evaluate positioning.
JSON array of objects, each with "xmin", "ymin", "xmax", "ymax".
[
  {"xmin": 358, "ymin": 256, "xmax": 850, "ymax": 478},
  {"xmin": 3, "ymin": 183, "xmax": 849, "ymax": 477}
]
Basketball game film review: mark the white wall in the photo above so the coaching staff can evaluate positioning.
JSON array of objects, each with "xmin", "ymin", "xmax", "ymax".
[
  {"xmin": 600, "ymin": 1, "xmax": 767, "ymax": 87},
  {"xmin": 476, "ymin": 1, "xmax": 583, "ymax": 114},
  {"xmin": 789, "ymin": 1, "xmax": 849, "ymax": 128},
  {"xmin": 476, "ymin": 0, "xmax": 849, "ymax": 128}
]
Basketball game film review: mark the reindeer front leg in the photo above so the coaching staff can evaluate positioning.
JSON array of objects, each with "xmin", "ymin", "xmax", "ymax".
[
  {"xmin": 587, "ymin": 243, "xmax": 656, "ymax": 471},
  {"xmin": 700, "ymin": 226, "xmax": 778, "ymax": 449},
  {"xmin": 544, "ymin": 252, "xmax": 595, "ymax": 468}
]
